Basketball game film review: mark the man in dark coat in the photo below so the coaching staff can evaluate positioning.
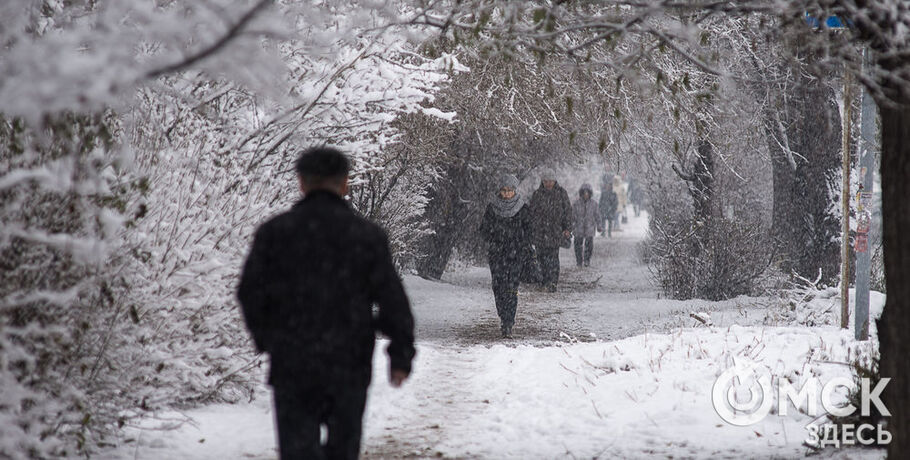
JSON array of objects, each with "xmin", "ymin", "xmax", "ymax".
[
  {"xmin": 528, "ymin": 169, "xmax": 572, "ymax": 292},
  {"xmin": 599, "ymin": 180, "xmax": 618, "ymax": 237},
  {"xmin": 628, "ymin": 177, "xmax": 644, "ymax": 217},
  {"xmin": 237, "ymin": 147, "xmax": 415, "ymax": 460}
]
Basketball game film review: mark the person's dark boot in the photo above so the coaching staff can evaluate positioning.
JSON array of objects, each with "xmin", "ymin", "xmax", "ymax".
[
  {"xmin": 546, "ymin": 284, "xmax": 557, "ymax": 293},
  {"xmin": 501, "ymin": 325, "xmax": 513, "ymax": 339}
]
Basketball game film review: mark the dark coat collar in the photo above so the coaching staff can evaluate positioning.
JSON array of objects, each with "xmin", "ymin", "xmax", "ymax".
[{"xmin": 294, "ymin": 189, "xmax": 348, "ymax": 208}]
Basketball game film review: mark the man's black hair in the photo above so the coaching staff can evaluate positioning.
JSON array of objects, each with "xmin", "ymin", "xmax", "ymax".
[{"xmin": 295, "ymin": 147, "xmax": 350, "ymax": 185}]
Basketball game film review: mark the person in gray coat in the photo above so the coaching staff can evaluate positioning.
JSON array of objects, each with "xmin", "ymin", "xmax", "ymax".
[{"xmin": 572, "ymin": 183, "xmax": 603, "ymax": 267}]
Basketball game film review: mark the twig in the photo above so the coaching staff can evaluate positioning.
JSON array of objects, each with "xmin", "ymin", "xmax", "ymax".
[{"xmin": 145, "ymin": 0, "xmax": 273, "ymax": 79}]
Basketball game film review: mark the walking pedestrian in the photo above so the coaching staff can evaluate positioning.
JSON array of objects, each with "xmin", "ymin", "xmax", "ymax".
[
  {"xmin": 573, "ymin": 184, "xmax": 602, "ymax": 267},
  {"xmin": 528, "ymin": 169, "xmax": 572, "ymax": 292},
  {"xmin": 479, "ymin": 174, "xmax": 532, "ymax": 338},
  {"xmin": 629, "ymin": 177, "xmax": 643, "ymax": 217},
  {"xmin": 598, "ymin": 178, "xmax": 618, "ymax": 237},
  {"xmin": 613, "ymin": 175, "xmax": 628, "ymax": 229},
  {"xmin": 237, "ymin": 147, "xmax": 415, "ymax": 460}
]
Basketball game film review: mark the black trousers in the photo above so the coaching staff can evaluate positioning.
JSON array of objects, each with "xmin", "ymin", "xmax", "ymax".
[
  {"xmin": 574, "ymin": 236, "xmax": 594, "ymax": 265},
  {"xmin": 272, "ymin": 381, "xmax": 368, "ymax": 460},
  {"xmin": 537, "ymin": 246, "xmax": 561, "ymax": 287},
  {"xmin": 490, "ymin": 253, "xmax": 521, "ymax": 328}
]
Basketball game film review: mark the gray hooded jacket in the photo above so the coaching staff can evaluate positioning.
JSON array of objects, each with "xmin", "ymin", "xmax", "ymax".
[{"xmin": 573, "ymin": 183, "xmax": 602, "ymax": 237}]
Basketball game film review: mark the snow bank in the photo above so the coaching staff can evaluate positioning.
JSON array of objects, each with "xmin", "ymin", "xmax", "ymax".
[
  {"xmin": 116, "ymin": 318, "xmax": 884, "ymax": 459},
  {"xmin": 365, "ymin": 325, "xmax": 881, "ymax": 459}
]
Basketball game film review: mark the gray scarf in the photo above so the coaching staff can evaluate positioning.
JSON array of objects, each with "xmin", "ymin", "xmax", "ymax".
[{"xmin": 490, "ymin": 174, "xmax": 524, "ymax": 218}]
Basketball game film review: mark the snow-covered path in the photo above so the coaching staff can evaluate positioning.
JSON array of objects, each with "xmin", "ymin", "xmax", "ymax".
[
  {"xmin": 411, "ymin": 211, "xmax": 769, "ymax": 345},
  {"xmin": 112, "ymin": 211, "xmax": 885, "ymax": 459}
]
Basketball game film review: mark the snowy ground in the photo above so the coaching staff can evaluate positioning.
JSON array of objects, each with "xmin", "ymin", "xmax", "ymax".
[
  {"xmin": 110, "ymin": 211, "xmax": 886, "ymax": 459},
  {"xmin": 411, "ymin": 211, "xmax": 776, "ymax": 345}
]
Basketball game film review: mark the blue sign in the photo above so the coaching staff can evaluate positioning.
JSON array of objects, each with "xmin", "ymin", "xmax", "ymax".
[{"xmin": 805, "ymin": 13, "xmax": 849, "ymax": 28}]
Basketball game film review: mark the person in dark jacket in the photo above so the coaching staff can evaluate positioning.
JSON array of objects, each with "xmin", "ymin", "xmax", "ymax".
[
  {"xmin": 528, "ymin": 169, "xmax": 572, "ymax": 292},
  {"xmin": 237, "ymin": 147, "xmax": 415, "ymax": 460},
  {"xmin": 479, "ymin": 174, "xmax": 532, "ymax": 338},
  {"xmin": 628, "ymin": 177, "xmax": 643, "ymax": 217},
  {"xmin": 573, "ymin": 184, "xmax": 602, "ymax": 267},
  {"xmin": 598, "ymin": 180, "xmax": 618, "ymax": 237}
]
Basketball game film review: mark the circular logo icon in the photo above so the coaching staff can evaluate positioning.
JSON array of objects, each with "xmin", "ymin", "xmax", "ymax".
[{"xmin": 712, "ymin": 358, "xmax": 774, "ymax": 426}]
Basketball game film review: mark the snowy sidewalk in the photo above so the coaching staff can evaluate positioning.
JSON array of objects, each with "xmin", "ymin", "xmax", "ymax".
[{"xmin": 409, "ymin": 211, "xmax": 779, "ymax": 345}]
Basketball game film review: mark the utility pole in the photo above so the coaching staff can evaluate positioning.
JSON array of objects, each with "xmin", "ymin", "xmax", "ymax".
[
  {"xmin": 854, "ymin": 48, "xmax": 876, "ymax": 340},
  {"xmin": 840, "ymin": 65, "xmax": 852, "ymax": 330}
]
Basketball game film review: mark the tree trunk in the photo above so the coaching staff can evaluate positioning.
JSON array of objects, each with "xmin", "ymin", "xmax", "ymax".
[
  {"xmin": 690, "ymin": 138, "xmax": 722, "ymax": 300},
  {"xmin": 877, "ymin": 101, "xmax": 910, "ymax": 457},
  {"xmin": 691, "ymin": 138, "xmax": 717, "ymax": 225},
  {"xmin": 765, "ymin": 69, "xmax": 842, "ymax": 284},
  {"xmin": 415, "ymin": 165, "xmax": 469, "ymax": 280},
  {"xmin": 415, "ymin": 132, "xmax": 488, "ymax": 280}
]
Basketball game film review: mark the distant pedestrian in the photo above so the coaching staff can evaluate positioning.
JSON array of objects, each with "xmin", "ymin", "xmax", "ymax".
[
  {"xmin": 598, "ymin": 179, "xmax": 618, "ymax": 237},
  {"xmin": 573, "ymin": 184, "xmax": 602, "ymax": 267},
  {"xmin": 529, "ymin": 169, "xmax": 572, "ymax": 292},
  {"xmin": 613, "ymin": 175, "xmax": 628, "ymax": 228},
  {"xmin": 628, "ymin": 177, "xmax": 643, "ymax": 217},
  {"xmin": 479, "ymin": 174, "xmax": 532, "ymax": 338},
  {"xmin": 237, "ymin": 147, "xmax": 415, "ymax": 460}
]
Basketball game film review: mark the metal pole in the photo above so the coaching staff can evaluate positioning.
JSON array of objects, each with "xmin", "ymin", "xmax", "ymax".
[
  {"xmin": 840, "ymin": 65, "xmax": 852, "ymax": 330},
  {"xmin": 855, "ymin": 48, "xmax": 876, "ymax": 340}
]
